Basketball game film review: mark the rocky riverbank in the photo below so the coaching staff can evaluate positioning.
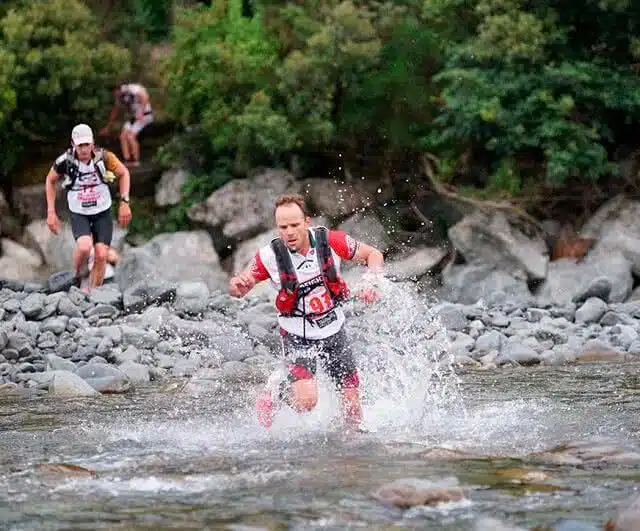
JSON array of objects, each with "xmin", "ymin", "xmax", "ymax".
[
  {"xmin": 5, "ymin": 167, "xmax": 640, "ymax": 309},
  {"xmin": 3, "ymin": 167, "xmax": 640, "ymax": 398},
  {"xmin": 1, "ymin": 263, "xmax": 640, "ymax": 398}
]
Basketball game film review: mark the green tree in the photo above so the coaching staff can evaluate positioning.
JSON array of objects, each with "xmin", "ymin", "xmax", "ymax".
[
  {"xmin": 129, "ymin": 0, "xmax": 173, "ymax": 43},
  {"xmin": 165, "ymin": 0, "xmax": 292, "ymax": 172},
  {"xmin": 341, "ymin": 1, "xmax": 440, "ymax": 153},
  {"xmin": 165, "ymin": 0, "xmax": 442, "ymax": 172},
  {"xmin": 159, "ymin": 0, "xmax": 640, "ymax": 201},
  {"xmin": 82, "ymin": 0, "xmax": 173, "ymax": 45},
  {"xmin": 424, "ymin": 0, "xmax": 640, "ymax": 186},
  {"xmin": 277, "ymin": 1, "xmax": 382, "ymax": 150},
  {"xmin": 0, "ymin": 45, "xmax": 16, "ymax": 127},
  {"xmin": 0, "ymin": 0, "xmax": 131, "ymax": 176}
]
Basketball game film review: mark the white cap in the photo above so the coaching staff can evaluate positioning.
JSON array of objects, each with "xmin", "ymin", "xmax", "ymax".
[{"xmin": 71, "ymin": 123, "xmax": 94, "ymax": 146}]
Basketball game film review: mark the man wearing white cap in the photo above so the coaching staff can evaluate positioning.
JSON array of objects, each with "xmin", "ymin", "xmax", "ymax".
[{"xmin": 44, "ymin": 123, "xmax": 132, "ymax": 291}]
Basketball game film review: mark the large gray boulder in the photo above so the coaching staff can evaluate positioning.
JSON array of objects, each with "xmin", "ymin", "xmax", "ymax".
[
  {"xmin": 187, "ymin": 169, "xmax": 299, "ymax": 240},
  {"xmin": 581, "ymin": 195, "xmax": 640, "ymax": 276},
  {"xmin": 535, "ymin": 252, "xmax": 633, "ymax": 306},
  {"xmin": 448, "ymin": 210, "xmax": 548, "ymax": 281},
  {"xmin": 116, "ymin": 231, "xmax": 228, "ymax": 293}
]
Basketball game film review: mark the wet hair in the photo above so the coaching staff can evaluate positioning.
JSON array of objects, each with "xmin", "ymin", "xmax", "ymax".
[{"xmin": 274, "ymin": 193, "xmax": 308, "ymax": 217}]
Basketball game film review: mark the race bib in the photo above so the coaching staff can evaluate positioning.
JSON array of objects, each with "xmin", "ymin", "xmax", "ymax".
[
  {"xmin": 78, "ymin": 186, "xmax": 101, "ymax": 207},
  {"xmin": 302, "ymin": 286, "xmax": 334, "ymax": 315},
  {"xmin": 313, "ymin": 311, "xmax": 338, "ymax": 328}
]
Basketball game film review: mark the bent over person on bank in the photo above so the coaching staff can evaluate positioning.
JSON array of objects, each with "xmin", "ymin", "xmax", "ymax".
[
  {"xmin": 229, "ymin": 194, "xmax": 384, "ymax": 431},
  {"xmin": 45, "ymin": 124, "xmax": 132, "ymax": 291},
  {"xmin": 100, "ymin": 83, "xmax": 154, "ymax": 168}
]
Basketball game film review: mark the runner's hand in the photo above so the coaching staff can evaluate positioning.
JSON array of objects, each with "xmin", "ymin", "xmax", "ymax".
[
  {"xmin": 356, "ymin": 287, "xmax": 379, "ymax": 304},
  {"xmin": 229, "ymin": 271, "xmax": 254, "ymax": 297},
  {"xmin": 46, "ymin": 212, "xmax": 60, "ymax": 234},
  {"xmin": 357, "ymin": 270, "xmax": 383, "ymax": 303},
  {"xmin": 118, "ymin": 202, "xmax": 132, "ymax": 227}
]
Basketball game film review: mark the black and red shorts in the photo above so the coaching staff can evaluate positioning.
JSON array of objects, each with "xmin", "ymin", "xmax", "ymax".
[
  {"xmin": 281, "ymin": 327, "xmax": 359, "ymax": 389},
  {"xmin": 70, "ymin": 209, "xmax": 113, "ymax": 245}
]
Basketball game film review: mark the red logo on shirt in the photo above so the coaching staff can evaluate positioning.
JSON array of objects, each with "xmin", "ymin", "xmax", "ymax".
[
  {"xmin": 248, "ymin": 257, "xmax": 260, "ymax": 276},
  {"xmin": 346, "ymin": 235, "xmax": 357, "ymax": 256}
]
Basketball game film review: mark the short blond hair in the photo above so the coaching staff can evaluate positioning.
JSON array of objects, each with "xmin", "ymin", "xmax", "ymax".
[{"xmin": 274, "ymin": 193, "xmax": 308, "ymax": 217}]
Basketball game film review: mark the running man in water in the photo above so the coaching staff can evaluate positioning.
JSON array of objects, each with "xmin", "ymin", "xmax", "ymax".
[
  {"xmin": 45, "ymin": 124, "xmax": 132, "ymax": 291},
  {"xmin": 100, "ymin": 83, "xmax": 154, "ymax": 168},
  {"xmin": 229, "ymin": 194, "xmax": 384, "ymax": 431}
]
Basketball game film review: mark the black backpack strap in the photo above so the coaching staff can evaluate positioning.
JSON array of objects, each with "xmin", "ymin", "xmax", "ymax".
[
  {"xmin": 270, "ymin": 238, "xmax": 298, "ymax": 292},
  {"xmin": 59, "ymin": 149, "xmax": 77, "ymax": 190},
  {"xmin": 314, "ymin": 226, "xmax": 338, "ymax": 282},
  {"xmin": 93, "ymin": 148, "xmax": 106, "ymax": 181}
]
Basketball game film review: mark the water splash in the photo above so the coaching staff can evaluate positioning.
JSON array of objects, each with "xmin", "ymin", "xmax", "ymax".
[
  {"xmin": 258, "ymin": 275, "xmax": 465, "ymax": 438},
  {"xmin": 79, "ymin": 274, "xmax": 466, "ymax": 447},
  {"xmin": 346, "ymin": 275, "xmax": 465, "ymax": 435}
]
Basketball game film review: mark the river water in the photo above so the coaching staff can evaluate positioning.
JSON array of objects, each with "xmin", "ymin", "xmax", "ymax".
[{"xmin": 2, "ymin": 283, "xmax": 640, "ymax": 530}]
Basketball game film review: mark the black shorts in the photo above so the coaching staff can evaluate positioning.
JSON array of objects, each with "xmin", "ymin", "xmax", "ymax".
[
  {"xmin": 70, "ymin": 209, "xmax": 113, "ymax": 245},
  {"xmin": 282, "ymin": 327, "xmax": 359, "ymax": 389}
]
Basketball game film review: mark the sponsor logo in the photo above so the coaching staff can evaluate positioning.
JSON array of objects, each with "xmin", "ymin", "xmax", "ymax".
[
  {"xmin": 297, "ymin": 276, "xmax": 324, "ymax": 296},
  {"xmin": 248, "ymin": 257, "xmax": 260, "ymax": 277},
  {"xmin": 346, "ymin": 234, "xmax": 357, "ymax": 255},
  {"xmin": 296, "ymin": 258, "xmax": 315, "ymax": 271},
  {"xmin": 313, "ymin": 310, "xmax": 337, "ymax": 328}
]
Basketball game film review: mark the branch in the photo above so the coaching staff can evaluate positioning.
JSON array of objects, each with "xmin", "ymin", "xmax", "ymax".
[
  {"xmin": 343, "ymin": 163, "xmax": 355, "ymax": 183},
  {"xmin": 409, "ymin": 201, "xmax": 433, "ymax": 230},
  {"xmin": 421, "ymin": 153, "xmax": 546, "ymax": 235}
]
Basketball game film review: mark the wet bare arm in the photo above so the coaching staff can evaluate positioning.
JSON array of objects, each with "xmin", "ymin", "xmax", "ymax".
[
  {"xmin": 45, "ymin": 168, "xmax": 59, "ymax": 215},
  {"xmin": 102, "ymin": 104, "xmax": 120, "ymax": 132},
  {"xmin": 112, "ymin": 155, "xmax": 130, "ymax": 198},
  {"xmin": 351, "ymin": 242, "xmax": 384, "ymax": 273},
  {"xmin": 108, "ymin": 152, "xmax": 132, "ymax": 227},
  {"xmin": 45, "ymin": 168, "xmax": 61, "ymax": 234}
]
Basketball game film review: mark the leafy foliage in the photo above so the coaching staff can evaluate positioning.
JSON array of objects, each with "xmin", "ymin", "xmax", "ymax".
[
  {"xmin": 126, "ymin": 160, "xmax": 235, "ymax": 239},
  {"xmin": 342, "ymin": 10, "xmax": 439, "ymax": 151},
  {"xmin": 164, "ymin": 0, "xmax": 440, "ymax": 171},
  {"xmin": 0, "ymin": 45, "xmax": 16, "ymax": 127},
  {"xmin": 129, "ymin": 0, "xmax": 173, "ymax": 43},
  {"xmin": 164, "ymin": 0, "xmax": 288, "ymax": 172},
  {"xmin": 81, "ymin": 0, "xmax": 173, "ymax": 45},
  {"xmin": 424, "ymin": 0, "xmax": 640, "ymax": 185},
  {"xmin": 0, "ymin": 43, "xmax": 17, "ymax": 176},
  {"xmin": 163, "ymin": 0, "xmax": 640, "ymax": 192},
  {"xmin": 0, "ymin": 0, "xmax": 130, "ymax": 177},
  {"xmin": 4, "ymin": 0, "xmax": 640, "ymax": 220}
]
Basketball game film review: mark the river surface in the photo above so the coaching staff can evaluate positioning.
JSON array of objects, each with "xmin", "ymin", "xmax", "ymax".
[{"xmin": 2, "ymin": 362, "xmax": 640, "ymax": 531}]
